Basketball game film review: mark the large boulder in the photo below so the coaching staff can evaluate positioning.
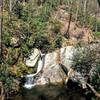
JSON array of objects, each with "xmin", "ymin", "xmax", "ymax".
[
  {"xmin": 26, "ymin": 48, "xmax": 40, "ymax": 67},
  {"xmin": 25, "ymin": 46, "xmax": 86, "ymax": 88}
]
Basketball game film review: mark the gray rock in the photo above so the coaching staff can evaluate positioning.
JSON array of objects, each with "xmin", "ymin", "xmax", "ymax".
[
  {"xmin": 25, "ymin": 46, "xmax": 88, "ymax": 88},
  {"xmin": 25, "ymin": 48, "xmax": 40, "ymax": 67}
]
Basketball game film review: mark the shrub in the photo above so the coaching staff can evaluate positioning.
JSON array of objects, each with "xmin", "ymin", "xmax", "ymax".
[
  {"xmin": 33, "ymin": 35, "xmax": 50, "ymax": 52},
  {"xmin": 72, "ymin": 44, "xmax": 100, "ymax": 99},
  {"xmin": 91, "ymin": 65, "xmax": 100, "ymax": 92},
  {"xmin": 0, "ymin": 63, "xmax": 18, "ymax": 97},
  {"xmin": 50, "ymin": 19, "xmax": 62, "ymax": 34},
  {"xmin": 73, "ymin": 45, "xmax": 100, "ymax": 76},
  {"xmin": 54, "ymin": 33, "xmax": 63, "ymax": 48},
  {"xmin": 3, "ymin": 31, "xmax": 11, "ymax": 47}
]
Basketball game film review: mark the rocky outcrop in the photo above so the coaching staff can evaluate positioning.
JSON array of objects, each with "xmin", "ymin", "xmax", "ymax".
[{"xmin": 25, "ymin": 46, "xmax": 87, "ymax": 88}]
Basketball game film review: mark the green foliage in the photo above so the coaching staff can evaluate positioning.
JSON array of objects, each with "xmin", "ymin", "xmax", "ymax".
[
  {"xmin": 73, "ymin": 45, "xmax": 100, "ymax": 99},
  {"xmin": 33, "ymin": 34, "xmax": 50, "ymax": 52},
  {"xmin": 16, "ymin": 61, "xmax": 32, "ymax": 77},
  {"xmin": 50, "ymin": 19, "xmax": 62, "ymax": 34},
  {"xmin": 3, "ymin": 31, "xmax": 11, "ymax": 47},
  {"xmin": 73, "ymin": 45, "xmax": 100, "ymax": 75},
  {"xmin": 89, "ymin": 61, "xmax": 100, "ymax": 100},
  {"xmin": 21, "ymin": 43, "xmax": 31, "ymax": 57},
  {"xmin": 91, "ymin": 65, "xmax": 100, "ymax": 92},
  {"xmin": 2, "ymin": 0, "xmax": 100, "ymax": 98},
  {"xmin": 0, "ymin": 63, "xmax": 17, "ymax": 92},
  {"xmin": 30, "ymin": 17, "xmax": 47, "ymax": 33},
  {"xmin": 88, "ymin": 16, "xmax": 95, "ymax": 28},
  {"xmin": 95, "ymin": 32, "xmax": 100, "ymax": 37},
  {"xmin": 13, "ymin": 2, "xmax": 23, "ymax": 19},
  {"xmin": 20, "ymin": 7, "xmax": 28, "ymax": 21},
  {"xmin": 96, "ymin": 20, "xmax": 100, "ymax": 32},
  {"xmin": 6, "ymin": 48, "xmax": 18, "ymax": 65},
  {"xmin": 39, "ymin": 3, "xmax": 52, "ymax": 21},
  {"xmin": 92, "ymin": 97, "xmax": 100, "ymax": 100},
  {"xmin": 39, "ymin": 0, "xmax": 62, "ymax": 21},
  {"xmin": 54, "ymin": 33, "xmax": 63, "ymax": 48}
]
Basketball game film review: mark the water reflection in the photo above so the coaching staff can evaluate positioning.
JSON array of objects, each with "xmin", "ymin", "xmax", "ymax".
[{"xmin": 14, "ymin": 85, "xmax": 87, "ymax": 100}]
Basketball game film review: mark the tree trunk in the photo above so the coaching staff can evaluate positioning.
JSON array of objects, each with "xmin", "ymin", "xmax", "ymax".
[
  {"xmin": 0, "ymin": 0, "xmax": 3, "ymax": 61},
  {"xmin": 83, "ymin": 0, "xmax": 88, "ymax": 27},
  {"xmin": 65, "ymin": 0, "xmax": 73, "ymax": 39},
  {"xmin": 9, "ymin": 0, "xmax": 12, "ymax": 21},
  {"xmin": 9, "ymin": 0, "xmax": 12, "ymax": 12},
  {"xmin": 95, "ymin": 1, "xmax": 99, "ymax": 32},
  {"xmin": 66, "ymin": 12, "xmax": 72, "ymax": 38},
  {"xmin": 87, "ymin": 83, "xmax": 100, "ymax": 98},
  {"xmin": 75, "ymin": 0, "xmax": 79, "ymax": 23}
]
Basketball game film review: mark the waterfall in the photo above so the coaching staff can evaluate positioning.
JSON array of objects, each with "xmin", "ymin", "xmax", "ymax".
[
  {"xmin": 24, "ymin": 74, "xmax": 36, "ymax": 89},
  {"xmin": 24, "ymin": 52, "xmax": 45, "ymax": 89}
]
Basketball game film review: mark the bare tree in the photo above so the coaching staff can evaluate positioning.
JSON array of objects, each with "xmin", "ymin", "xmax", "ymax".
[
  {"xmin": 64, "ymin": 0, "xmax": 73, "ymax": 39},
  {"xmin": 83, "ymin": 0, "xmax": 88, "ymax": 27},
  {"xmin": 9, "ymin": 0, "xmax": 12, "ymax": 12},
  {"xmin": 95, "ymin": 1, "xmax": 99, "ymax": 32},
  {"xmin": 0, "ymin": 0, "xmax": 3, "ymax": 60},
  {"xmin": 75, "ymin": 0, "xmax": 79, "ymax": 23}
]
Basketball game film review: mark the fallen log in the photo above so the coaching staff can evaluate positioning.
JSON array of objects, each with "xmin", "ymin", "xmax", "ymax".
[{"xmin": 87, "ymin": 83, "xmax": 100, "ymax": 98}]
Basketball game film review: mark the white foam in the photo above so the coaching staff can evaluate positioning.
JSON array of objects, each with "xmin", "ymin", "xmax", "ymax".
[
  {"xmin": 26, "ymin": 74, "xmax": 36, "ymax": 77},
  {"xmin": 24, "ymin": 84, "xmax": 36, "ymax": 89}
]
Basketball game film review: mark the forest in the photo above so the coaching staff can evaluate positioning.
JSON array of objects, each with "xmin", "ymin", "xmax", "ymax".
[{"xmin": 0, "ymin": 0, "xmax": 100, "ymax": 100}]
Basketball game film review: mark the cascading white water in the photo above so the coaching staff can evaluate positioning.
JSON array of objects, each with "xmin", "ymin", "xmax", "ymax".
[
  {"xmin": 24, "ymin": 74, "xmax": 36, "ymax": 89},
  {"xmin": 24, "ymin": 52, "xmax": 45, "ymax": 89}
]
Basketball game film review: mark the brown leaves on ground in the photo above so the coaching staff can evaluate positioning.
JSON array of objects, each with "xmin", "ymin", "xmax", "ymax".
[{"xmin": 49, "ymin": 5, "xmax": 94, "ymax": 46}]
